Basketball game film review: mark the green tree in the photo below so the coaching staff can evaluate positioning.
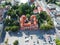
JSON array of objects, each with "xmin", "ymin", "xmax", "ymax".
[
  {"xmin": 7, "ymin": 9, "xmax": 17, "ymax": 19},
  {"xmin": 11, "ymin": 10, "xmax": 17, "ymax": 19},
  {"xmin": 40, "ymin": 24, "xmax": 46, "ymax": 30},
  {"xmin": 36, "ymin": 14, "xmax": 41, "ymax": 27},
  {"xmin": 48, "ymin": 20, "xmax": 54, "ymax": 26},
  {"xmin": 7, "ymin": 9, "xmax": 13, "ymax": 16},
  {"xmin": 39, "ymin": 11, "xmax": 47, "ymax": 20},
  {"xmin": 12, "ymin": 21, "xmax": 20, "ymax": 26},
  {"xmin": 5, "ymin": 39, "xmax": 8, "ymax": 45},
  {"xmin": 26, "ymin": 14, "xmax": 30, "ymax": 20},
  {"xmin": 5, "ymin": 2, "xmax": 11, "ymax": 5},
  {"xmin": 31, "ymin": 3, "xmax": 35, "ymax": 10},
  {"xmin": 11, "ymin": 26, "xmax": 19, "ymax": 32},
  {"xmin": 12, "ymin": 5, "xmax": 19, "ymax": 10},
  {"xmin": 4, "ymin": 18, "xmax": 13, "ymax": 26},
  {"xmin": 5, "ymin": 27, "xmax": 10, "ymax": 31},
  {"xmin": 40, "ymin": 24, "xmax": 53, "ymax": 30},
  {"xmin": 16, "ymin": 9, "xmax": 23, "ymax": 17},
  {"xmin": 13, "ymin": 40, "xmax": 18, "ymax": 45},
  {"xmin": 18, "ymin": 3, "xmax": 33, "ymax": 15},
  {"xmin": 47, "ymin": 0, "xmax": 57, "ymax": 3},
  {"xmin": 55, "ymin": 39, "xmax": 60, "ymax": 45}
]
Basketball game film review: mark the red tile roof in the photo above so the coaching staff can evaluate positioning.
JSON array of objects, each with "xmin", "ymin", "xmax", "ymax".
[{"xmin": 20, "ymin": 15, "xmax": 38, "ymax": 30}]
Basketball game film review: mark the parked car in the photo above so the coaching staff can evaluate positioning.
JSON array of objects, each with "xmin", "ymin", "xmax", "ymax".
[
  {"xmin": 47, "ymin": 4, "xmax": 56, "ymax": 10},
  {"xmin": 56, "ymin": 27, "xmax": 60, "ymax": 30}
]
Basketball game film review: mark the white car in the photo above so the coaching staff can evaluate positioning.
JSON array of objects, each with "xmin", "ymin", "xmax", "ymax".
[{"xmin": 47, "ymin": 4, "xmax": 56, "ymax": 10}]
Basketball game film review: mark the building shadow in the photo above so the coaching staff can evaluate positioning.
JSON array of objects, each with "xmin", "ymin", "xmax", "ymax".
[
  {"xmin": 7, "ymin": 28, "xmax": 56, "ymax": 41},
  {"xmin": 20, "ymin": 30, "xmax": 45, "ymax": 40},
  {"xmin": 20, "ymin": 28, "xmax": 56, "ymax": 40}
]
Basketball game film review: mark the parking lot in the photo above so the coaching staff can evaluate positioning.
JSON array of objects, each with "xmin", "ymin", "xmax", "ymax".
[{"xmin": 3, "ymin": 30, "xmax": 56, "ymax": 45}]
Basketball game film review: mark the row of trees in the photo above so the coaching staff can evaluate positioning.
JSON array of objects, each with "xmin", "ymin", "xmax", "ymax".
[{"xmin": 6, "ymin": 3, "xmax": 35, "ymax": 17}]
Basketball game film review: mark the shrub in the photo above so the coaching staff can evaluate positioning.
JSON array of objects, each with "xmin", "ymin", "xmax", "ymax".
[
  {"xmin": 40, "ymin": 24, "xmax": 53, "ymax": 30},
  {"xmin": 40, "ymin": 24, "xmax": 46, "ymax": 30},
  {"xmin": 38, "ymin": 11, "xmax": 54, "ymax": 30},
  {"xmin": 5, "ymin": 27, "xmax": 10, "ymax": 31},
  {"xmin": 13, "ymin": 40, "xmax": 18, "ymax": 45},
  {"xmin": 26, "ymin": 14, "xmax": 30, "ymax": 20},
  {"xmin": 5, "ymin": 26, "xmax": 19, "ymax": 32},
  {"xmin": 11, "ymin": 26, "xmax": 19, "ymax": 32},
  {"xmin": 48, "ymin": 21, "xmax": 54, "ymax": 26},
  {"xmin": 4, "ymin": 18, "xmax": 13, "ymax": 26},
  {"xmin": 5, "ymin": 39, "xmax": 8, "ymax": 45},
  {"xmin": 55, "ymin": 39, "xmax": 60, "ymax": 45}
]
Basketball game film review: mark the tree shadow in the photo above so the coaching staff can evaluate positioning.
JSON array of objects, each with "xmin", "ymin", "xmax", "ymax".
[
  {"xmin": 8, "ymin": 30, "xmax": 22, "ymax": 37},
  {"xmin": 8, "ymin": 28, "xmax": 56, "ymax": 41},
  {"xmin": 0, "ymin": 29, "xmax": 6, "ymax": 43},
  {"xmin": 44, "ymin": 28, "xmax": 56, "ymax": 35},
  {"xmin": 19, "ymin": 29, "xmax": 56, "ymax": 40}
]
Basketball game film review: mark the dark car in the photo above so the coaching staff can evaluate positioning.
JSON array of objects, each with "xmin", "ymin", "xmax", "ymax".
[{"xmin": 56, "ymin": 27, "xmax": 60, "ymax": 30}]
